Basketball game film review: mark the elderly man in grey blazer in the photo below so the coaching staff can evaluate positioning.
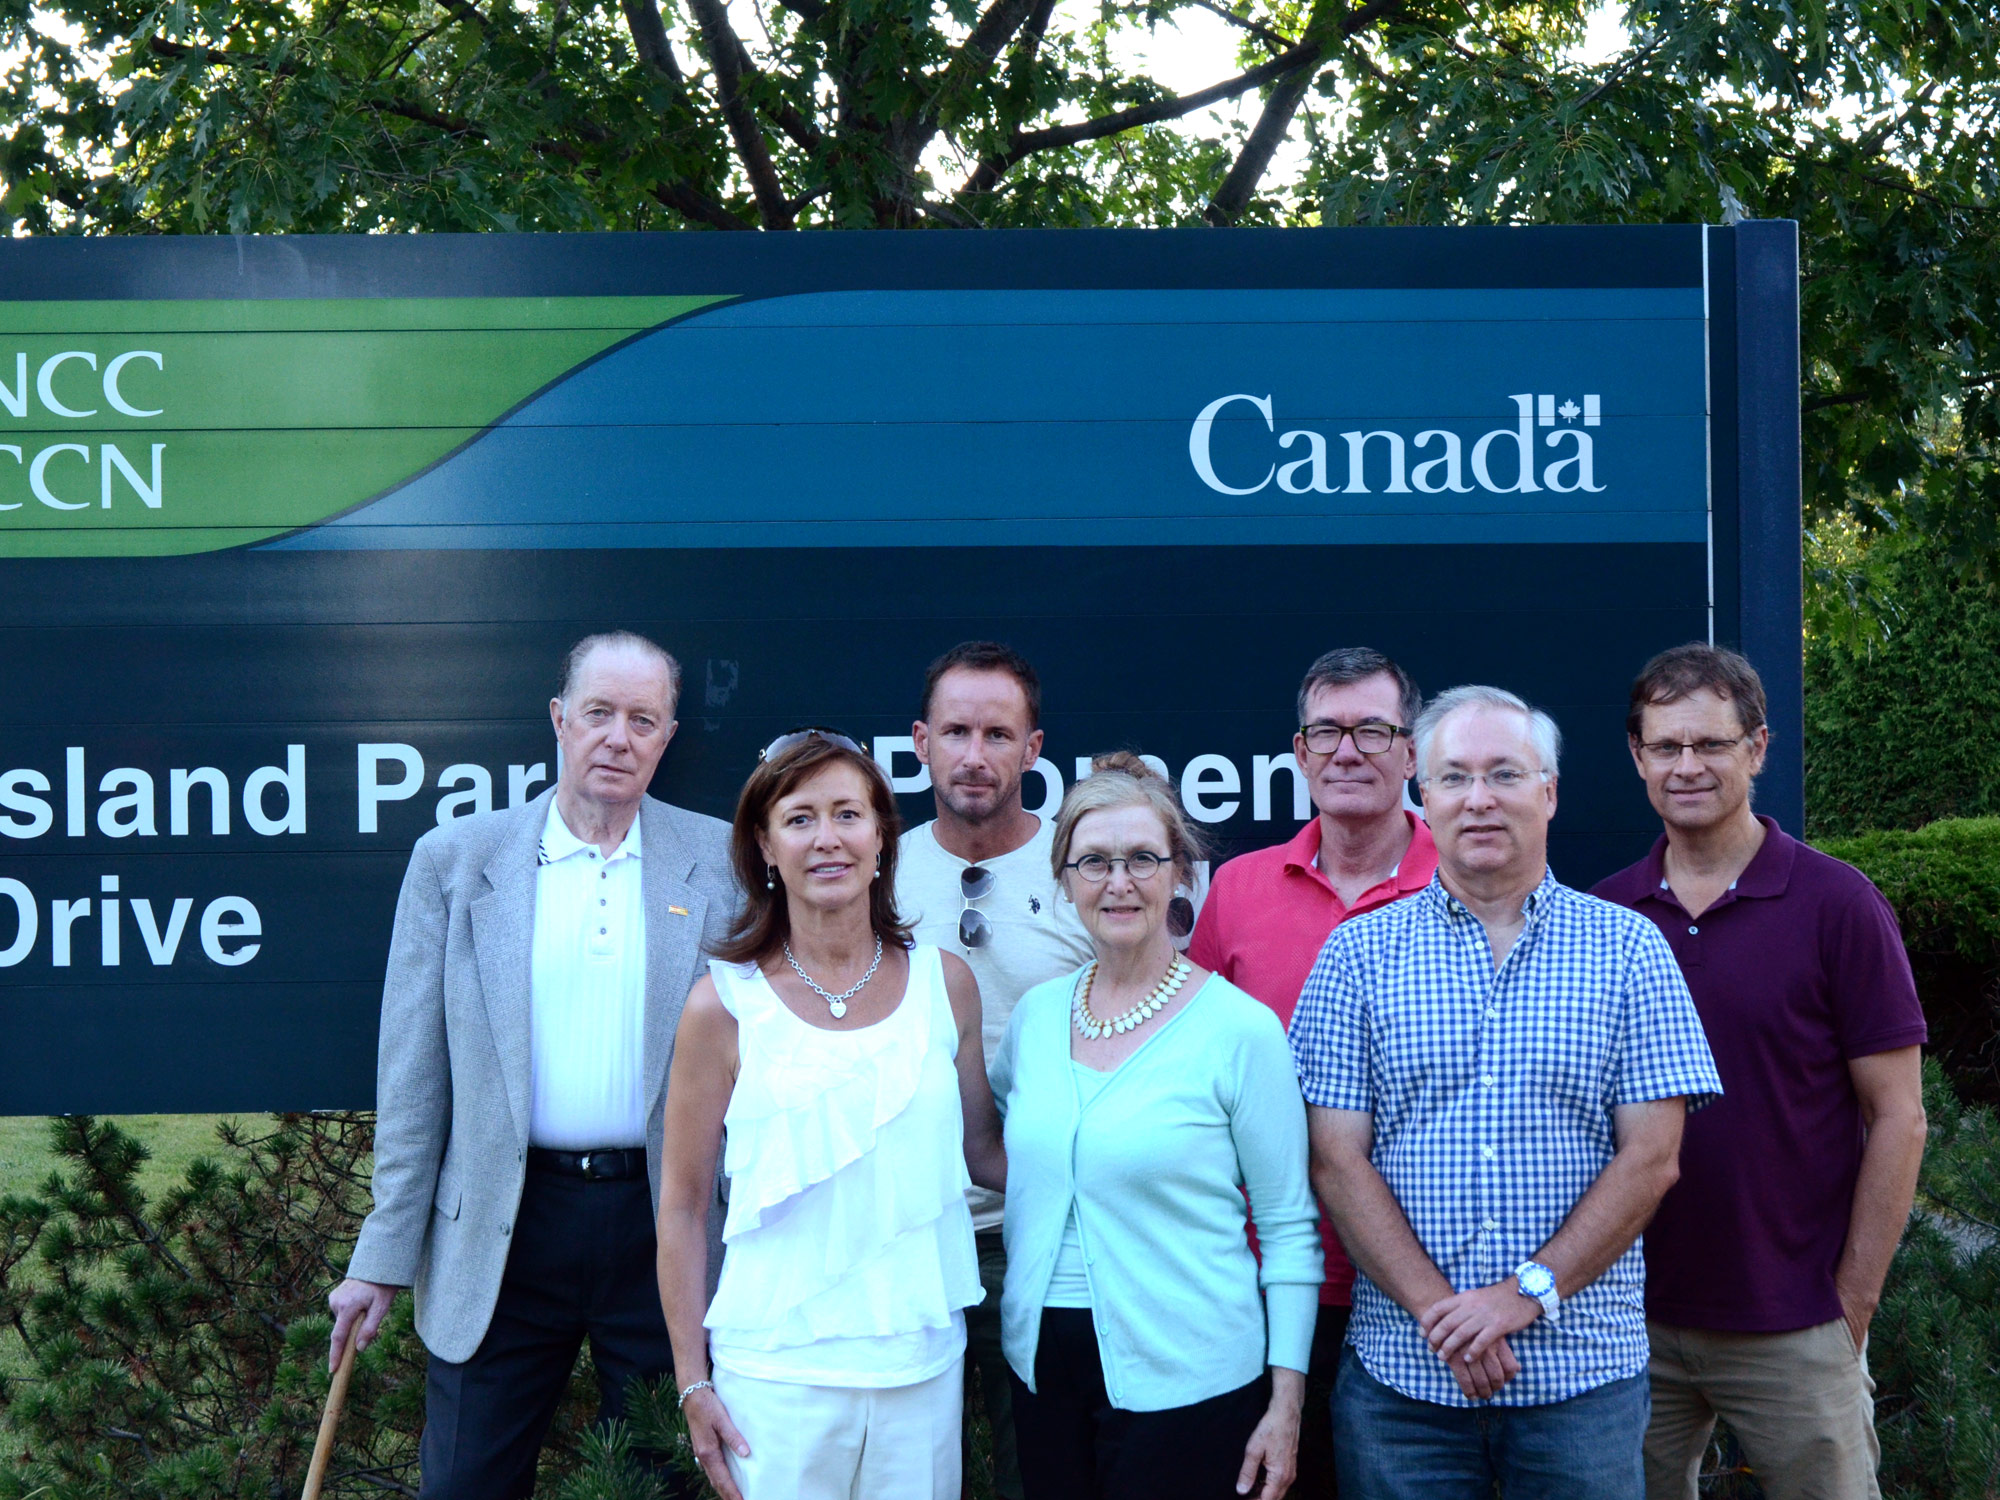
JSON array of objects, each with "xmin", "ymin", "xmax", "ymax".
[{"xmin": 327, "ymin": 630, "xmax": 740, "ymax": 1499}]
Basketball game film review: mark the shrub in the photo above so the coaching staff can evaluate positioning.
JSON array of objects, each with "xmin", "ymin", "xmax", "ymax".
[
  {"xmin": 0, "ymin": 1114, "xmax": 427, "ymax": 1498},
  {"xmin": 1871, "ymin": 1062, "xmax": 2000, "ymax": 1498},
  {"xmin": 0, "ymin": 1114, "xmax": 609, "ymax": 1498},
  {"xmin": 1805, "ymin": 537, "xmax": 2000, "ymax": 840},
  {"xmin": 1817, "ymin": 818, "xmax": 2000, "ymax": 1105}
]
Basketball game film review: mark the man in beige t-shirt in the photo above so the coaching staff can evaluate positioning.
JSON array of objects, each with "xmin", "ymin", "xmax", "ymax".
[{"xmin": 896, "ymin": 641, "xmax": 1093, "ymax": 1500}]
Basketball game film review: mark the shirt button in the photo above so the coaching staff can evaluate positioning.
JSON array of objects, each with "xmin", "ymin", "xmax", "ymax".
[
  {"xmin": 599, "ymin": 927, "xmax": 608, "ymax": 935},
  {"xmin": 1482, "ymin": 1074, "xmax": 1496, "ymax": 1088},
  {"xmin": 1482, "ymin": 1217, "xmax": 1498, "ymax": 1231},
  {"xmin": 1485, "ymin": 1007, "xmax": 1499, "ymax": 1020},
  {"xmin": 600, "ymin": 898, "xmax": 607, "ymax": 907},
  {"xmin": 1481, "ymin": 1146, "xmax": 1495, "ymax": 1159},
  {"xmin": 1688, "ymin": 924, "xmax": 1699, "ymax": 935},
  {"xmin": 501, "ymin": 1223, "xmax": 511, "ymax": 1237}
]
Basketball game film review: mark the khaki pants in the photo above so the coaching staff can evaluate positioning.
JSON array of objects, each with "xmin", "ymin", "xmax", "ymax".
[{"xmin": 1645, "ymin": 1319, "xmax": 1880, "ymax": 1500}]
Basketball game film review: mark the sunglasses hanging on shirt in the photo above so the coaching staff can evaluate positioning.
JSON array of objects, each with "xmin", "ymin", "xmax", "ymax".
[{"xmin": 959, "ymin": 865, "xmax": 995, "ymax": 948}]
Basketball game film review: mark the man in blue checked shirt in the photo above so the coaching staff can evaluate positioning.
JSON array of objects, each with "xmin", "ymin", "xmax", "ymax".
[{"xmin": 1289, "ymin": 684, "xmax": 1720, "ymax": 1500}]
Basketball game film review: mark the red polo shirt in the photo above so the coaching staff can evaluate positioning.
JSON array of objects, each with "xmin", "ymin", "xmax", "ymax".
[{"xmin": 1190, "ymin": 812, "xmax": 1439, "ymax": 1306}]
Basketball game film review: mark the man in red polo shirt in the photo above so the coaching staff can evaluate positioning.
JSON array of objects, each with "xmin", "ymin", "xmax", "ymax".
[{"xmin": 1189, "ymin": 645, "xmax": 1438, "ymax": 1497}]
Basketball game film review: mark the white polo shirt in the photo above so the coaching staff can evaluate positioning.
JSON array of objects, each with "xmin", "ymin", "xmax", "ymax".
[{"xmin": 528, "ymin": 801, "xmax": 649, "ymax": 1150}]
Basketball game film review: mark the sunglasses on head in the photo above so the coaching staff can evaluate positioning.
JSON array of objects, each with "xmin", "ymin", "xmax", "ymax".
[{"xmin": 759, "ymin": 727, "xmax": 869, "ymax": 762}]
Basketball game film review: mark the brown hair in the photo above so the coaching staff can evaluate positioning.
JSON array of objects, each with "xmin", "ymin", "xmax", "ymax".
[
  {"xmin": 1049, "ymin": 751, "xmax": 1207, "ymax": 891},
  {"xmin": 920, "ymin": 641, "xmax": 1042, "ymax": 729},
  {"xmin": 715, "ymin": 735, "xmax": 912, "ymax": 964},
  {"xmin": 1626, "ymin": 643, "xmax": 1768, "ymax": 739}
]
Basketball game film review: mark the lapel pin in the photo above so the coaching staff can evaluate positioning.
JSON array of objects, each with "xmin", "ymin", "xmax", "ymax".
[{"xmin": 668, "ymin": 905, "xmax": 690, "ymax": 916}]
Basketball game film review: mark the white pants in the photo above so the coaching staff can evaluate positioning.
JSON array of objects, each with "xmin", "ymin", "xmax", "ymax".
[{"xmin": 712, "ymin": 1361, "xmax": 963, "ymax": 1500}]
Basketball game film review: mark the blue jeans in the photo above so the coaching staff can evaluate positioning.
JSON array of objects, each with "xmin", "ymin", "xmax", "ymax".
[{"xmin": 1333, "ymin": 1347, "xmax": 1648, "ymax": 1500}]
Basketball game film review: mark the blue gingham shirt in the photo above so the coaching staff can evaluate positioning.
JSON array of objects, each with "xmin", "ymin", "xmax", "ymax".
[{"xmin": 1289, "ymin": 870, "xmax": 1720, "ymax": 1407}]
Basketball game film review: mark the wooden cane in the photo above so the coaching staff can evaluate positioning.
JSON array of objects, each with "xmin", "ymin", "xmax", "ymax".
[{"xmin": 301, "ymin": 1331, "xmax": 359, "ymax": 1500}]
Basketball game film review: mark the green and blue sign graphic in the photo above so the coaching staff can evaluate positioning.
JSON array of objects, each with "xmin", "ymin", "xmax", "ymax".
[{"xmin": 0, "ymin": 227, "xmax": 1799, "ymax": 1113}]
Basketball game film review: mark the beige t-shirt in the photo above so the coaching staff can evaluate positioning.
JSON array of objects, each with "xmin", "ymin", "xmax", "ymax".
[{"xmin": 897, "ymin": 817, "xmax": 1096, "ymax": 1232}]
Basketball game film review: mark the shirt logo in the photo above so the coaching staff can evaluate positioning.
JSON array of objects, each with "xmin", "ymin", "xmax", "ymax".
[{"xmin": 1029, "ymin": 895, "xmax": 1041, "ymax": 915}]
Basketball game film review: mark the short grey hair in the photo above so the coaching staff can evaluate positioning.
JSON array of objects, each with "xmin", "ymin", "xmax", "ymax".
[
  {"xmin": 1414, "ymin": 685, "xmax": 1562, "ymax": 779},
  {"xmin": 557, "ymin": 631, "xmax": 682, "ymax": 712},
  {"xmin": 1296, "ymin": 647, "xmax": 1422, "ymax": 729}
]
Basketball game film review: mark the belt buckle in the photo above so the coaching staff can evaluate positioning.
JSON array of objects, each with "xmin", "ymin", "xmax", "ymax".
[{"xmin": 579, "ymin": 1152, "xmax": 597, "ymax": 1178}]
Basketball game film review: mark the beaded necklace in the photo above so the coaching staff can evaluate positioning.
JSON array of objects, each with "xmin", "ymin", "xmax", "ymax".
[{"xmin": 1072, "ymin": 954, "xmax": 1191, "ymax": 1040}]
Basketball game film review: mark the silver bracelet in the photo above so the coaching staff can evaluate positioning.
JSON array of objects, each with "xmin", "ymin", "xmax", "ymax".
[{"xmin": 677, "ymin": 1378, "xmax": 715, "ymax": 1409}]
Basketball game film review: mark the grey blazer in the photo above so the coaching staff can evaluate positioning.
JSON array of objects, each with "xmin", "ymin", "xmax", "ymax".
[{"xmin": 348, "ymin": 787, "xmax": 740, "ymax": 1362}]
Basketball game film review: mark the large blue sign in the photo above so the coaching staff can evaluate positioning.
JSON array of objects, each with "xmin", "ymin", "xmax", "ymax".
[{"xmin": 0, "ymin": 226, "xmax": 1800, "ymax": 1113}]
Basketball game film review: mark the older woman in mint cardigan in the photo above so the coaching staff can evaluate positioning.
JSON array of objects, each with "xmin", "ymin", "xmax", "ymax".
[{"xmin": 991, "ymin": 753, "xmax": 1321, "ymax": 1500}]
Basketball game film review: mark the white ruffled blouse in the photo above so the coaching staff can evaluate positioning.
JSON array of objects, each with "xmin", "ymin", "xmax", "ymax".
[{"xmin": 703, "ymin": 943, "xmax": 983, "ymax": 1388}]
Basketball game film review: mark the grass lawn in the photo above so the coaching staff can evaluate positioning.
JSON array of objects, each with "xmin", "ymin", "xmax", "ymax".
[{"xmin": 0, "ymin": 1113, "xmax": 237, "ymax": 1206}]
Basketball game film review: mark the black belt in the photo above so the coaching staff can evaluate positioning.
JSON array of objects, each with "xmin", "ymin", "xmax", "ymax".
[{"xmin": 526, "ymin": 1146, "xmax": 645, "ymax": 1181}]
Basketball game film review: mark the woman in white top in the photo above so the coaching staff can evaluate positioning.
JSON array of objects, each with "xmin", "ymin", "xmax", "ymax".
[{"xmin": 656, "ymin": 728, "xmax": 1007, "ymax": 1500}]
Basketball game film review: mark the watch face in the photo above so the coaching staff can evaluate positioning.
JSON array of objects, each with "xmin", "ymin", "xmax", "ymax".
[{"xmin": 1521, "ymin": 1265, "xmax": 1555, "ymax": 1297}]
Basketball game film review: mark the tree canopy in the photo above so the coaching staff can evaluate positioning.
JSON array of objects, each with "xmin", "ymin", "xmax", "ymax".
[{"xmin": 2, "ymin": 0, "xmax": 1998, "ymax": 558}]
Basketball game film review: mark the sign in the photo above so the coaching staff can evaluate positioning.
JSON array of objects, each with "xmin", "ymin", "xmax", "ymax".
[{"xmin": 0, "ymin": 226, "xmax": 1801, "ymax": 1113}]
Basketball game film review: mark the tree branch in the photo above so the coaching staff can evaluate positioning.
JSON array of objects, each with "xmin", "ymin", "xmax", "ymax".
[
  {"xmin": 364, "ymin": 98, "xmax": 753, "ymax": 228},
  {"xmin": 1568, "ymin": 27, "xmax": 1665, "ymax": 114},
  {"xmin": 1180, "ymin": 0, "xmax": 1296, "ymax": 54},
  {"xmin": 963, "ymin": 0, "xmax": 1402, "ymax": 193},
  {"xmin": 1204, "ymin": 47, "xmax": 1318, "ymax": 222},
  {"xmin": 1802, "ymin": 389, "xmax": 1876, "ymax": 413},
  {"xmin": 684, "ymin": 0, "xmax": 795, "ymax": 227},
  {"xmin": 618, "ymin": 0, "xmax": 686, "ymax": 81},
  {"xmin": 732, "ymin": 36, "xmax": 825, "ymax": 153}
]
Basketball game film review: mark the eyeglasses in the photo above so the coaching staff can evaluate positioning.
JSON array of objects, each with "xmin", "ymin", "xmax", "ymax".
[
  {"xmin": 1062, "ymin": 851, "xmax": 1171, "ymax": 883},
  {"xmin": 759, "ymin": 727, "xmax": 869, "ymax": 762},
  {"xmin": 1636, "ymin": 736, "xmax": 1751, "ymax": 766},
  {"xmin": 959, "ymin": 865, "xmax": 995, "ymax": 948},
  {"xmin": 1299, "ymin": 721, "xmax": 1410, "ymax": 756},
  {"xmin": 1420, "ymin": 767, "xmax": 1549, "ymax": 795}
]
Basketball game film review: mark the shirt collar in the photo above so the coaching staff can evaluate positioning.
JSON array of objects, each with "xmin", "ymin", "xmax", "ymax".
[
  {"xmin": 539, "ymin": 800, "xmax": 642, "ymax": 867},
  {"xmin": 1424, "ymin": 865, "xmax": 1560, "ymax": 923},
  {"xmin": 1285, "ymin": 812, "xmax": 1438, "ymax": 894},
  {"xmin": 1636, "ymin": 813, "xmax": 1793, "ymax": 904}
]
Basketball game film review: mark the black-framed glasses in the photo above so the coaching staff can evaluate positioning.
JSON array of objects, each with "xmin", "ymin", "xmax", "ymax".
[
  {"xmin": 1299, "ymin": 720, "xmax": 1410, "ymax": 756},
  {"xmin": 759, "ymin": 726, "xmax": 869, "ymax": 762},
  {"xmin": 959, "ymin": 865, "xmax": 995, "ymax": 948},
  {"xmin": 1636, "ymin": 736, "xmax": 1751, "ymax": 766},
  {"xmin": 1063, "ymin": 851, "xmax": 1170, "ymax": 883}
]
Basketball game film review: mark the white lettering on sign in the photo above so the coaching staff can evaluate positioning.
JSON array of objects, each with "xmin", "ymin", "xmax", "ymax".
[
  {"xmin": 0, "ymin": 349, "xmax": 169, "ymax": 515},
  {"xmin": 1190, "ymin": 393, "xmax": 1608, "ymax": 497}
]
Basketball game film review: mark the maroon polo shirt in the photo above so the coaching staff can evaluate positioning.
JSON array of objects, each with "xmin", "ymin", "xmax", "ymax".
[{"xmin": 1593, "ymin": 816, "xmax": 1927, "ymax": 1332}]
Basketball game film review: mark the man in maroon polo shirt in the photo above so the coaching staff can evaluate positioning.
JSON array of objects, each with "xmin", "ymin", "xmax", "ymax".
[
  {"xmin": 1189, "ymin": 645, "xmax": 1438, "ymax": 1497},
  {"xmin": 1592, "ymin": 644, "xmax": 1929, "ymax": 1500}
]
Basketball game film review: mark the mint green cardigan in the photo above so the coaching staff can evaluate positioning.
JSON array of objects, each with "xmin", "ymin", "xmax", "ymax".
[{"xmin": 992, "ymin": 967, "xmax": 1321, "ymax": 1412}]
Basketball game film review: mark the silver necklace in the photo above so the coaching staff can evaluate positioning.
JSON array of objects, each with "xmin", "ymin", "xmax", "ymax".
[{"xmin": 782, "ymin": 935, "xmax": 883, "ymax": 1019}]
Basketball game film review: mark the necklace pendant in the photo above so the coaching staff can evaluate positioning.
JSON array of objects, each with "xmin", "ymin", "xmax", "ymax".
[{"xmin": 829, "ymin": 999, "xmax": 848, "ymax": 1019}]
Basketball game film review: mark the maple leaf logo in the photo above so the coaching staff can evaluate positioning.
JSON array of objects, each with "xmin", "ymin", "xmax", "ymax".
[{"xmin": 1558, "ymin": 399, "xmax": 1581, "ymax": 422}]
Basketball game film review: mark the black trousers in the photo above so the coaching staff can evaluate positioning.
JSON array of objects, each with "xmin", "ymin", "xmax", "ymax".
[
  {"xmin": 1010, "ymin": 1307, "xmax": 1269, "ymax": 1500},
  {"xmin": 1295, "ymin": 1306, "xmax": 1350, "ymax": 1498},
  {"xmin": 418, "ymin": 1167, "xmax": 677, "ymax": 1500}
]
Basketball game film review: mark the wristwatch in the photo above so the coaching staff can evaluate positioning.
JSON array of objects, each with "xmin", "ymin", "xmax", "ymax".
[{"xmin": 1515, "ymin": 1261, "xmax": 1560, "ymax": 1324}]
